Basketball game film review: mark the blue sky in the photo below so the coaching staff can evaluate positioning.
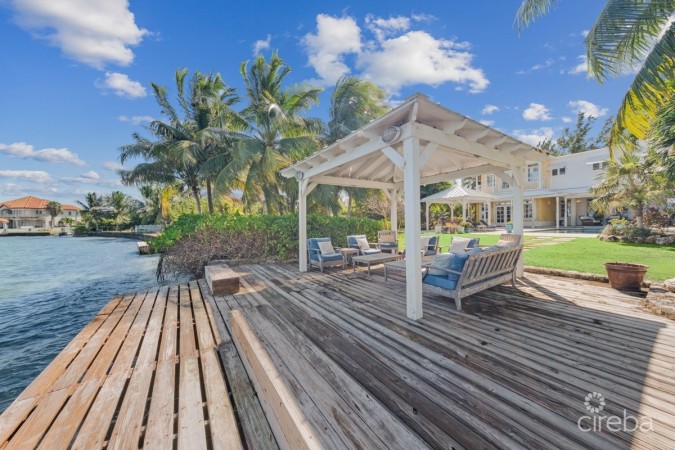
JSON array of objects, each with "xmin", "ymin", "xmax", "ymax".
[{"xmin": 0, "ymin": 0, "xmax": 632, "ymax": 204}]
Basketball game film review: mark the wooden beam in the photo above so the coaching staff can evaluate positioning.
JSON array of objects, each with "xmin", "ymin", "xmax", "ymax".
[
  {"xmin": 230, "ymin": 311, "xmax": 324, "ymax": 450},
  {"xmin": 443, "ymin": 118, "xmax": 468, "ymax": 134},
  {"xmin": 419, "ymin": 142, "xmax": 438, "ymax": 167},
  {"xmin": 380, "ymin": 146, "xmax": 405, "ymax": 169},
  {"xmin": 399, "ymin": 164, "xmax": 505, "ymax": 188},
  {"xmin": 313, "ymin": 176, "xmax": 394, "ymax": 190},
  {"xmin": 459, "ymin": 128, "xmax": 489, "ymax": 142}
]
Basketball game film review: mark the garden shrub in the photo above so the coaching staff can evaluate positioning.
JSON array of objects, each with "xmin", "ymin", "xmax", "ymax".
[{"xmin": 154, "ymin": 213, "xmax": 383, "ymax": 279}]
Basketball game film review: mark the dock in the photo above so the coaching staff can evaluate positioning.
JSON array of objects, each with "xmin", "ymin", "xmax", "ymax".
[{"xmin": 1, "ymin": 263, "xmax": 674, "ymax": 449}]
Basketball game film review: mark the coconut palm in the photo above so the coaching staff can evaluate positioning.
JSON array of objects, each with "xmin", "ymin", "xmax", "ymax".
[
  {"xmin": 45, "ymin": 201, "xmax": 62, "ymax": 228},
  {"xmin": 119, "ymin": 69, "xmax": 241, "ymax": 214},
  {"xmin": 212, "ymin": 52, "xmax": 322, "ymax": 213},
  {"xmin": 76, "ymin": 192, "xmax": 105, "ymax": 231},
  {"xmin": 648, "ymin": 92, "xmax": 675, "ymax": 181},
  {"xmin": 516, "ymin": 0, "xmax": 675, "ymax": 152},
  {"xmin": 589, "ymin": 148, "xmax": 672, "ymax": 227},
  {"xmin": 107, "ymin": 191, "xmax": 132, "ymax": 230}
]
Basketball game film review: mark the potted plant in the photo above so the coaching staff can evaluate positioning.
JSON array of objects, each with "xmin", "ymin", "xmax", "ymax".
[
  {"xmin": 505, "ymin": 221, "xmax": 513, "ymax": 233},
  {"xmin": 604, "ymin": 262, "xmax": 648, "ymax": 291},
  {"xmin": 460, "ymin": 221, "xmax": 472, "ymax": 233}
]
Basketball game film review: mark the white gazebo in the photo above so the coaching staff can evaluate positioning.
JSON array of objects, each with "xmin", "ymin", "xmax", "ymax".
[
  {"xmin": 281, "ymin": 93, "xmax": 549, "ymax": 320},
  {"xmin": 421, "ymin": 186, "xmax": 495, "ymax": 230}
]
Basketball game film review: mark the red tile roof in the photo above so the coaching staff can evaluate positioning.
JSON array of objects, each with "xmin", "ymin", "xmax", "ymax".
[{"xmin": 0, "ymin": 196, "xmax": 81, "ymax": 211}]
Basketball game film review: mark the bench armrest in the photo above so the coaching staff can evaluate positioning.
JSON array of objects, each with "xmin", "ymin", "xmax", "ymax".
[{"xmin": 420, "ymin": 264, "xmax": 462, "ymax": 276}]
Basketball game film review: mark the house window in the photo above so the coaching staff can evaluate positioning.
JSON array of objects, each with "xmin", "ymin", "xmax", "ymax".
[
  {"xmin": 559, "ymin": 166, "xmax": 566, "ymax": 175},
  {"xmin": 524, "ymin": 200, "xmax": 533, "ymax": 219},
  {"xmin": 501, "ymin": 180, "xmax": 510, "ymax": 189},
  {"xmin": 486, "ymin": 174, "xmax": 495, "ymax": 187},
  {"xmin": 476, "ymin": 176, "xmax": 482, "ymax": 189},
  {"xmin": 527, "ymin": 163, "xmax": 539, "ymax": 182},
  {"xmin": 552, "ymin": 168, "xmax": 558, "ymax": 176},
  {"xmin": 592, "ymin": 161, "xmax": 608, "ymax": 170},
  {"xmin": 553, "ymin": 167, "xmax": 566, "ymax": 176}
]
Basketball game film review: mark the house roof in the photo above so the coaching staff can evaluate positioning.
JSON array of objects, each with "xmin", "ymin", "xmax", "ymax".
[
  {"xmin": 492, "ymin": 186, "xmax": 592, "ymax": 200},
  {"xmin": 281, "ymin": 93, "xmax": 551, "ymax": 189},
  {"xmin": 0, "ymin": 196, "xmax": 80, "ymax": 211},
  {"xmin": 0, "ymin": 218, "xmax": 8, "ymax": 223},
  {"xmin": 421, "ymin": 186, "xmax": 494, "ymax": 203}
]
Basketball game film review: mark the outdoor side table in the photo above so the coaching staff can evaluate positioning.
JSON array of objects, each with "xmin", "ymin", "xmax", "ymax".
[{"xmin": 339, "ymin": 248, "xmax": 359, "ymax": 265}]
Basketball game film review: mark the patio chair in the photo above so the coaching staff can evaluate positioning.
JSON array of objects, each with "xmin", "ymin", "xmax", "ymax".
[
  {"xmin": 347, "ymin": 235, "xmax": 382, "ymax": 256},
  {"xmin": 579, "ymin": 216, "xmax": 595, "ymax": 226},
  {"xmin": 307, "ymin": 237, "xmax": 345, "ymax": 272},
  {"xmin": 401, "ymin": 235, "xmax": 440, "ymax": 257},
  {"xmin": 479, "ymin": 220, "xmax": 496, "ymax": 231},
  {"xmin": 377, "ymin": 230, "xmax": 399, "ymax": 254},
  {"xmin": 495, "ymin": 233, "xmax": 521, "ymax": 246},
  {"xmin": 446, "ymin": 237, "xmax": 480, "ymax": 254}
]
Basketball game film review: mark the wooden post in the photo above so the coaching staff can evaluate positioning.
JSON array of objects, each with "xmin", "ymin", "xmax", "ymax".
[
  {"xmin": 403, "ymin": 136, "xmax": 423, "ymax": 320},
  {"xmin": 425, "ymin": 201, "xmax": 430, "ymax": 231},
  {"xmin": 298, "ymin": 179, "xmax": 308, "ymax": 272},
  {"xmin": 511, "ymin": 165, "xmax": 525, "ymax": 277},
  {"xmin": 390, "ymin": 188, "xmax": 398, "ymax": 233}
]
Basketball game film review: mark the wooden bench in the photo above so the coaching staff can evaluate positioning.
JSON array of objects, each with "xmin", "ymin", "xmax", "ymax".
[
  {"xmin": 422, "ymin": 245, "xmax": 524, "ymax": 311},
  {"xmin": 205, "ymin": 264, "xmax": 240, "ymax": 295}
]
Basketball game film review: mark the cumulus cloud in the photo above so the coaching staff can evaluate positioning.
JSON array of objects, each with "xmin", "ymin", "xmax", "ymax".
[
  {"xmin": 98, "ymin": 72, "xmax": 146, "ymax": 98},
  {"xmin": 568, "ymin": 55, "xmax": 587, "ymax": 75},
  {"xmin": 103, "ymin": 161, "xmax": 124, "ymax": 171},
  {"xmin": 523, "ymin": 103, "xmax": 552, "ymax": 121},
  {"xmin": 513, "ymin": 127, "xmax": 554, "ymax": 147},
  {"xmin": 0, "ymin": 170, "xmax": 52, "ymax": 183},
  {"xmin": 481, "ymin": 104, "xmax": 499, "ymax": 115},
  {"xmin": 302, "ymin": 14, "xmax": 489, "ymax": 93},
  {"xmin": 0, "ymin": 142, "xmax": 86, "ymax": 165},
  {"xmin": 11, "ymin": 0, "xmax": 148, "ymax": 68},
  {"xmin": 568, "ymin": 100, "xmax": 608, "ymax": 118},
  {"xmin": 561, "ymin": 116, "xmax": 573, "ymax": 123},
  {"xmin": 253, "ymin": 34, "xmax": 271, "ymax": 55},
  {"xmin": 118, "ymin": 114, "xmax": 153, "ymax": 125},
  {"xmin": 302, "ymin": 15, "xmax": 362, "ymax": 86}
]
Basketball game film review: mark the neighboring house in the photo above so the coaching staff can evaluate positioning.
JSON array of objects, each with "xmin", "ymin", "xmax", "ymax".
[
  {"xmin": 454, "ymin": 147, "xmax": 614, "ymax": 228},
  {"xmin": 0, "ymin": 196, "xmax": 81, "ymax": 229}
]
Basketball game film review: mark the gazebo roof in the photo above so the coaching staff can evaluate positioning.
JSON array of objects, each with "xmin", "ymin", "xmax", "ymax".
[
  {"xmin": 421, "ymin": 185, "xmax": 494, "ymax": 203},
  {"xmin": 281, "ymin": 93, "xmax": 550, "ymax": 189}
]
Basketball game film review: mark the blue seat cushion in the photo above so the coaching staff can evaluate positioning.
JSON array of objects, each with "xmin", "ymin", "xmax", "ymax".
[
  {"xmin": 379, "ymin": 242, "xmax": 398, "ymax": 249},
  {"xmin": 363, "ymin": 248, "xmax": 381, "ymax": 255},
  {"xmin": 308, "ymin": 237, "xmax": 332, "ymax": 261},
  {"xmin": 467, "ymin": 238, "xmax": 479, "ymax": 248},
  {"xmin": 319, "ymin": 253, "xmax": 343, "ymax": 262},
  {"xmin": 347, "ymin": 235, "xmax": 366, "ymax": 248},
  {"xmin": 483, "ymin": 245, "xmax": 501, "ymax": 252},
  {"xmin": 427, "ymin": 253, "xmax": 454, "ymax": 276},
  {"xmin": 423, "ymin": 274, "xmax": 458, "ymax": 291}
]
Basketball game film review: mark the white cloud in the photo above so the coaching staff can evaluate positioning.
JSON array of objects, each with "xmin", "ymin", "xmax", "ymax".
[
  {"xmin": 568, "ymin": 55, "xmax": 588, "ymax": 75},
  {"xmin": 0, "ymin": 142, "xmax": 85, "ymax": 165},
  {"xmin": 479, "ymin": 119, "xmax": 494, "ymax": 126},
  {"xmin": 61, "ymin": 172, "xmax": 121, "ymax": 186},
  {"xmin": 568, "ymin": 100, "xmax": 608, "ymax": 118},
  {"xmin": 523, "ymin": 103, "xmax": 552, "ymax": 121},
  {"xmin": 302, "ymin": 14, "xmax": 489, "ymax": 93},
  {"xmin": 103, "ymin": 161, "xmax": 124, "ymax": 171},
  {"xmin": 358, "ymin": 30, "xmax": 488, "ymax": 93},
  {"xmin": 513, "ymin": 127, "xmax": 554, "ymax": 146},
  {"xmin": 481, "ymin": 104, "xmax": 499, "ymax": 115},
  {"xmin": 253, "ymin": 34, "xmax": 271, "ymax": 55},
  {"xmin": 561, "ymin": 116, "xmax": 573, "ymax": 123},
  {"xmin": 11, "ymin": 0, "xmax": 148, "ymax": 68},
  {"xmin": 81, "ymin": 170, "xmax": 100, "ymax": 180},
  {"xmin": 98, "ymin": 72, "xmax": 146, "ymax": 98},
  {"xmin": 581, "ymin": 30, "xmax": 590, "ymax": 38},
  {"xmin": 0, "ymin": 170, "xmax": 52, "ymax": 183},
  {"xmin": 118, "ymin": 114, "xmax": 153, "ymax": 125},
  {"xmin": 302, "ymin": 15, "xmax": 362, "ymax": 85}
]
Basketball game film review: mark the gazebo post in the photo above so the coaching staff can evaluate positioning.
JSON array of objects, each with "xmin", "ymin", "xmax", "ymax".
[
  {"xmin": 403, "ymin": 136, "xmax": 423, "ymax": 320},
  {"xmin": 390, "ymin": 188, "xmax": 398, "ymax": 233},
  {"xmin": 425, "ymin": 201, "xmax": 430, "ymax": 231},
  {"xmin": 511, "ymin": 166, "xmax": 525, "ymax": 277},
  {"xmin": 298, "ymin": 179, "xmax": 308, "ymax": 272}
]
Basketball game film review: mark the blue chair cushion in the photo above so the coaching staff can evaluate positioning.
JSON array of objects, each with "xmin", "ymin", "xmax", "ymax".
[
  {"xmin": 423, "ymin": 274, "xmax": 458, "ymax": 291},
  {"xmin": 319, "ymin": 253, "xmax": 343, "ymax": 262},
  {"xmin": 379, "ymin": 242, "xmax": 398, "ymax": 249},
  {"xmin": 363, "ymin": 248, "xmax": 381, "ymax": 255},
  {"xmin": 467, "ymin": 238, "xmax": 479, "ymax": 248},
  {"xmin": 347, "ymin": 235, "xmax": 366, "ymax": 248},
  {"xmin": 308, "ymin": 237, "xmax": 332, "ymax": 261},
  {"xmin": 427, "ymin": 253, "xmax": 454, "ymax": 276},
  {"xmin": 483, "ymin": 245, "xmax": 501, "ymax": 252},
  {"xmin": 424, "ymin": 236, "xmax": 439, "ymax": 256}
]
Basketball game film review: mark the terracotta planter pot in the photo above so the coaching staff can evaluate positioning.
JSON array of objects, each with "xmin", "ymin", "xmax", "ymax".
[{"xmin": 604, "ymin": 262, "xmax": 648, "ymax": 291}]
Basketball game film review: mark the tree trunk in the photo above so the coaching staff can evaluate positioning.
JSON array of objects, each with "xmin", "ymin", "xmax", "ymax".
[
  {"xmin": 191, "ymin": 186, "xmax": 202, "ymax": 215},
  {"xmin": 206, "ymin": 179, "xmax": 214, "ymax": 214}
]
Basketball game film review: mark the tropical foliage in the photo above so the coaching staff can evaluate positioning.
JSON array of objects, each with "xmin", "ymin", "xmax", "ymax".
[
  {"xmin": 516, "ymin": 0, "xmax": 675, "ymax": 152},
  {"xmin": 538, "ymin": 112, "xmax": 612, "ymax": 154},
  {"xmin": 45, "ymin": 201, "xmax": 62, "ymax": 228}
]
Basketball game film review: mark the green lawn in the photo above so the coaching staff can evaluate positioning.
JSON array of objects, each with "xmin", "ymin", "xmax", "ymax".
[{"xmin": 396, "ymin": 232, "xmax": 675, "ymax": 282}]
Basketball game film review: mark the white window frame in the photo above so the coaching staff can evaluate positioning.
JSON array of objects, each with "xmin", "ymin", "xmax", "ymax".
[
  {"xmin": 486, "ymin": 174, "xmax": 495, "ymax": 187},
  {"xmin": 524, "ymin": 200, "xmax": 533, "ymax": 219},
  {"xmin": 527, "ymin": 163, "xmax": 539, "ymax": 183}
]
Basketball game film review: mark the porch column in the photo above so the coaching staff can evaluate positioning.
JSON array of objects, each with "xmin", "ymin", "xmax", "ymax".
[
  {"xmin": 425, "ymin": 201, "xmax": 430, "ymax": 231},
  {"xmin": 462, "ymin": 202, "xmax": 466, "ymax": 221},
  {"xmin": 556, "ymin": 197, "xmax": 560, "ymax": 229},
  {"xmin": 390, "ymin": 188, "xmax": 398, "ymax": 233},
  {"xmin": 487, "ymin": 202, "xmax": 492, "ymax": 225},
  {"xmin": 403, "ymin": 136, "xmax": 423, "ymax": 320},
  {"xmin": 297, "ymin": 180, "xmax": 317, "ymax": 272},
  {"xmin": 511, "ymin": 165, "xmax": 525, "ymax": 277}
]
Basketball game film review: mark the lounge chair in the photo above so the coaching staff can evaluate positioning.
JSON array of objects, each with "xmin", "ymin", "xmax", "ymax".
[
  {"xmin": 446, "ymin": 237, "xmax": 480, "ymax": 254},
  {"xmin": 579, "ymin": 216, "xmax": 601, "ymax": 226},
  {"xmin": 377, "ymin": 230, "xmax": 399, "ymax": 254},
  {"xmin": 307, "ymin": 237, "xmax": 345, "ymax": 272},
  {"xmin": 479, "ymin": 220, "xmax": 496, "ymax": 231},
  {"xmin": 347, "ymin": 235, "xmax": 382, "ymax": 256}
]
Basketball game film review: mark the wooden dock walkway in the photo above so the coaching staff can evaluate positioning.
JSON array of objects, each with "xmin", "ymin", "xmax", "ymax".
[{"xmin": 1, "ymin": 263, "xmax": 674, "ymax": 449}]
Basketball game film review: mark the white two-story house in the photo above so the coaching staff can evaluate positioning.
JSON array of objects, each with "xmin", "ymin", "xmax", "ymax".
[
  {"xmin": 426, "ymin": 147, "xmax": 613, "ymax": 228},
  {"xmin": 0, "ymin": 196, "xmax": 81, "ymax": 229}
]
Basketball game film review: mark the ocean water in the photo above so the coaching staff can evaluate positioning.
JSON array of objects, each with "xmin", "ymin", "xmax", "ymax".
[{"xmin": 0, "ymin": 236, "xmax": 163, "ymax": 413}]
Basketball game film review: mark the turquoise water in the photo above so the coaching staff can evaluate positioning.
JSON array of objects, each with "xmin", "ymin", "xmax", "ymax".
[{"xmin": 0, "ymin": 236, "xmax": 163, "ymax": 413}]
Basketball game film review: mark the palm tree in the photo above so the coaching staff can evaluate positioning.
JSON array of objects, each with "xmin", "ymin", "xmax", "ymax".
[
  {"xmin": 45, "ymin": 201, "xmax": 62, "ymax": 228},
  {"xmin": 76, "ymin": 192, "xmax": 105, "ymax": 231},
  {"xmin": 589, "ymin": 149, "xmax": 671, "ymax": 227},
  {"xmin": 107, "ymin": 191, "xmax": 131, "ymax": 230},
  {"xmin": 648, "ymin": 92, "xmax": 675, "ymax": 181},
  {"xmin": 313, "ymin": 76, "xmax": 390, "ymax": 215},
  {"xmin": 213, "ymin": 52, "xmax": 322, "ymax": 213},
  {"xmin": 120, "ymin": 69, "xmax": 241, "ymax": 214},
  {"xmin": 516, "ymin": 0, "xmax": 675, "ymax": 152}
]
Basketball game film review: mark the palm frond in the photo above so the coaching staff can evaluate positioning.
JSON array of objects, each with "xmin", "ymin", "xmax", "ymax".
[{"xmin": 515, "ymin": 0, "xmax": 559, "ymax": 31}]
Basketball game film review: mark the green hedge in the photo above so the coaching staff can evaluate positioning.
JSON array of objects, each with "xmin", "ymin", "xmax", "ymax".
[{"xmin": 154, "ymin": 213, "xmax": 384, "ymax": 279}]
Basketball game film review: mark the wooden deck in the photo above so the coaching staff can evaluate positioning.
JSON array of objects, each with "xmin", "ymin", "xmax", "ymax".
[{"xmin": 1, "ymin": 263, "xmax": 674, "ymax": 449}]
